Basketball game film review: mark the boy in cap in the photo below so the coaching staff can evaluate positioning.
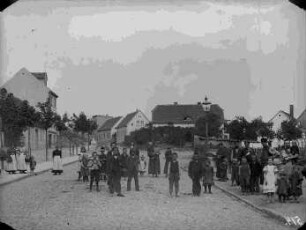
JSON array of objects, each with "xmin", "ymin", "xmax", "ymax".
[
  {"xmin": 277, "ymin": 171, "xmax": 289, "ymax": 203},
  {"xmin": 168, "ymin": 152, "xmax": 180, "ymax": 197},
  {"xmin": 188, "ymin": 153, "xmax": 203, "ymax": 196},
  {"xmin": 88, "ymin": 152, "xmax": 101, "ymax": 192}
]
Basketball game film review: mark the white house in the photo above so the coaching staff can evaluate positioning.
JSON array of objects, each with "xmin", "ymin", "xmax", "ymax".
[
  {"xmin": 269, "ymin": 106, "xmax": 294, "ymax": 133},
  {"xmin": 116, "ymin": 110, "xmax": 150, "ymax": 144}
]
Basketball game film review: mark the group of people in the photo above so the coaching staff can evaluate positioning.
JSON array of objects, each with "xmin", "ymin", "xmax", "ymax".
[
  {"xmin": 215, "ymin": 138, "xmax": 305, "ymax": 203},
  {"xmin": 2, "ymin": 147, "xmax": 36, "ymax": 175},
  {"xmin": 77, "ymin": 142, "xmax": 148, "ymax": 196}
]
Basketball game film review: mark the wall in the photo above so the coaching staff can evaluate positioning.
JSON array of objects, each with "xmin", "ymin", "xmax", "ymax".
[
  {"xmin": 126, "ymin": 111, "xmax": 149, "ymax": 135},
  {"xmin": 2, "ymin": 68, "xmax": 51, "ymax": 108},
  {"xmin": 116, "ymin": 127, "xmax": 127, "ymax": 144},
  {"xmin": 271, "ymin": 112, "xmax": 290, "ymax": 132},
  {"xmin": 96, "ymin": 130, "xmax": 111, "ymax": 146}
]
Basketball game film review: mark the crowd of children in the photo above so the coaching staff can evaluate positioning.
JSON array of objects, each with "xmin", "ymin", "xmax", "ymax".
[{"xmin": 227, "ymin": 138, "xmax": 305, "ymax": 203}]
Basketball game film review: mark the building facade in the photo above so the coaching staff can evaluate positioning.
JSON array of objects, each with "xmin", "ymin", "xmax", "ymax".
[
  {"xmin": 0, "ymin": 67, "xmax": 58, "ymax": 151},
  {"xmin": 96, "ymin": 117, "xmax": 122, "ymax": 147},
  {"xmin": 269, "ymin": 108, "xmax": 293, "ymax": 133},
  {"xmin": 151, "ymin": 102, "xmax": 224, "ymax": 128},
  {"xmin": 116, "ymin": 110, "xmax": 150, "ymax": 144}
]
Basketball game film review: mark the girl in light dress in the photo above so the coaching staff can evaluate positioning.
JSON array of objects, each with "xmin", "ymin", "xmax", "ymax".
[
  {"xmin": 16, "ymin": 148, "xmax": 27, "ymax": 173},
  {"xmin": 263, "ymin": 157, "xmax": 278, "ymax": 203},
  {"xmin": 139, "ymin": 155, "xmax": 147, "ymax": 176},
  {"xmin": 6, "ymin": 148, "xmax": 17, "ymax": 174}
]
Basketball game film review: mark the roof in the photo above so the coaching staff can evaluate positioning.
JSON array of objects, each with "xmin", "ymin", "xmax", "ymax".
[
  {"xmin": 152, "ymin": 104, "xmax": 224, "ymax": 124},
  {"xmin": 98, "ymin": 117, "xmax": 122, "ymax": 132},
  {"xmin": 31, "ymin": 72, "xmax": 47, "ymax": 81},
  {"xmin": 297, "ymin": 108, "xmax": 306, "ymax": 129},
  {"xmin": 116, "ymin": 111, "xmax": 138, "ymax": 129},
  {"xmin": 269, "ymin": 110, "xmax": 291, "ymax": 123}
]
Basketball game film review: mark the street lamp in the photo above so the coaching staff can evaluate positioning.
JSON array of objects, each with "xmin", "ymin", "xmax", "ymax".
[{"xmin": 202, "ymin": 96, "xmax": 211, "ymax": 147}]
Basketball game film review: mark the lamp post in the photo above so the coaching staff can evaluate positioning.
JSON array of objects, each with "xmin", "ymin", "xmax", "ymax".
[{"xmin": 202, "ymin": 96, "xmax": 211, "ymax": 148}]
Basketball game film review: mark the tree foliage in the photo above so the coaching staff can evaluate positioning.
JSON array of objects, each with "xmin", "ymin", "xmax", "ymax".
[
  {"xmin": 195, "ymin": 113, "xmax": 223, "ymax": 138},
  {"xmin": 277, "ymin": 120, "xmax": 302, "ymax": 141}
]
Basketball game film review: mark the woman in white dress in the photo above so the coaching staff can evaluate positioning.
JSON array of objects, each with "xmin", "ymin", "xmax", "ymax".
[
  {"xmin": 52, "ymin": 146, "xmax": 63, "ymax": 175},
  {"xmin": 16, "ymin": 148, "xmax": 27, "ymax": 173},
  {"xmin": 6, "ymin": 148, "xmax": 17, "ymax": 174},
  {"xmin": 263, "ymin": 158, "xmax": 278, "ymax": 203}
]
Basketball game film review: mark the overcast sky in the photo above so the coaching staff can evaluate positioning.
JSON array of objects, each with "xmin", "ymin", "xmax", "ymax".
[{"xmin": 0, "ymin": 0, "xmax": 305, "ymax": 121}]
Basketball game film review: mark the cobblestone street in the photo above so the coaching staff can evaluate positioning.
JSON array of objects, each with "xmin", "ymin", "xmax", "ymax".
[{"xmin": 0, "ymin": 153, "xmax": 292, "ymax": 230}]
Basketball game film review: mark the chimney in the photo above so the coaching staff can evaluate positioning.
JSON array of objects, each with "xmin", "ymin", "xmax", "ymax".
[{"xmin": 289, "ymin": 104, "xmax": 294, "ymax": 118}]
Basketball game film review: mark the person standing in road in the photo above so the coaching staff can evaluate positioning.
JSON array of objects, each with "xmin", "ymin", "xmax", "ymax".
[
  {"xmin": 164, "ymin": 147, "xmax": 173, "ymax": 178},
  {"xmin": 130, "ymin": 142, "xmax": 140, "ymax": 158},
  {"xmin": 127, "ymin": 149, "xmax": 140, "ymax": 191},
  {"xmin": 239, "ymin": 157, "xmax": 251, "ymax": 195},
  {"xmin": 6, "ymin": 148, "xmax": 17, "ymax": 174},
  {"xmin": 138, "ymin": 155, "xmax": 147, "ymax": 176},
  {"xmin": 99, "ymin": 146, "xmax": 107, "ymax": 181},
  {"xmin": 147, "ymin": 142, "xmax": 160, "ymax": 177},
  {"xmin": 249, "ymin": 154, "xmax": 261, "ymax": 194},
  {"xmin": 202, "ymin": 160, "xmax": 214, "ymax": 194},
  {"xmin": 106, "ymin": 142, "xmax": 117, "ymax": 193},
  {"xmin": 188, "ymin": 153, "xmax": 203, "ymax": 196},
  {"xmin": 29, "ymin": 155, "xmax": 36, "ymax": 176},
  {"xmin": 120, "ymin": 147, "xmax": 129, "ymax": 180},
  {"xmin": 168, "ymin": 152, "xmax": 180, "ymax": 197},
  {"xmin": 263, "ymin": 158, "xmax": 278, "ymax": 203},
  {"xmin": 52, "ymin": 146, "xmax": 63, "ymax": 175},
  {"xmin": 109, "ymin": 149, "xmax": 124, "ymax": 197},
  {"xmin": 88, "ymin": 152, "xmax": 101, "ymax": 192},
  {"xmin": 16, "ymin": 148, "xmax": 27, "ymax": 174}
]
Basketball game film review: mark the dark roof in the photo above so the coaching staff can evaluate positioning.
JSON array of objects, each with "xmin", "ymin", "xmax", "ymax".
[
  {"xmin": 116, "ymin": 111, "xmax": 138, "ymax": 129},
  {"xmin": 98, "ymin": 117, "xmax": 122, "ymax": 132},
  {"xmin": 152, "ymin": 104, "xmax": 224, "ymax": 124}
]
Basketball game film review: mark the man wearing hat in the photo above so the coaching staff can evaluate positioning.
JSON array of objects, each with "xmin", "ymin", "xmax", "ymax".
[
  {"xmin": 109, "ymin": 149, "xmax": 124, "ymax": 197},
  {"xmin": 106, "ymin": 142, "xmax": 118, "ymax": 193}
]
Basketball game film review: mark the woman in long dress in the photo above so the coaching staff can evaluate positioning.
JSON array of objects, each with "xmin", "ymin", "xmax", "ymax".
[
  {"xmin": 16, "ymin": 149, "xmax": 27, "ymax": 173},
  {"xmin": 52, "ymin": 146, "xmax": 63, "ymax": 175},
  {"xmin": 6, "ymin": 148, "xmax": 17, "ymax": 174},
  {"xmin": 263, "ymin": 158, "xmax": 278, "ymax": 203}
]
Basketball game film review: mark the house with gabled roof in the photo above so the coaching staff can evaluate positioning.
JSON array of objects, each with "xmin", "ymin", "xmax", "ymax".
[
  {"xmin": 269, "ymin": 105, "xmax": 294, "ymax": 133},
  {"xmin": 116, "ymin": 109, "xmax": 150, "ymax": 144},
  {"xmin": 96, "ymin": 116, "xmax": 123, "ymax": 146},
  {"xmin": 0, "ymin": 67, "xmax": 59, "ymax": 158},
  {"xmin": 297, "ymin": 108, "xmax": 306, "ymax": 134},
  {"xmin": 151, "ymin": 101, "xmax": 224, "ymax": 128}
]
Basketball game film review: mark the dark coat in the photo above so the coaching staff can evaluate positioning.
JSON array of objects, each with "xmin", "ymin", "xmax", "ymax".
[
  {"xmin": 277, "ymin": 177, "xmax": 289, "ymax": 195},
  {"xmin": 290, "ymin": 171, "xmax": 303, "ymax": 197},
  {"xmin": 188, "ymin": 159, "xmax": 202, "ymax": 179},
  {"xmin": 202, "ymin": 165, "xmax": 214, "ymax": 185},
  {"xmin": 53, "ymin": 149, "xmax": 62, "ymax": 158},
  {"xmin": 98, "ymin": 153, "xmax": 107, "ymax": 173},
  {"xmin": 109, "ymin": 156, "xmax": 123, "ymax": 178},
  {"xmin": 165, "ymin": 150, "xmax": 173, "ymax": 161},
  {"xmin": 147, "ymin": 145, "xmax": 160, "ymax": 174},
  {"xmin": 130, "ymin": 147, "xmax": 140, "ymax": 158},
  {"xmin": 120, "ymin": 154, "xmax": 129, "ymax": 177},
  {"xmin": 260, "ymin": 146, "xmax": 270, "ymax": 165},
  {"xmin": 127, "ymin": 155, "xmax": 140, "ymax": 175},
  {"xmin": 249, "ymin": 160, "xmax": 262, "ymax": 178},
  {"xmin": 239, "ymin": 163, "xmax": 250, "ymax": 179}
]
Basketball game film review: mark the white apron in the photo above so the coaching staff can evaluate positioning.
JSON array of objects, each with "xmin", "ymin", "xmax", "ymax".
[
  {"xmin": 7, "ymin": 155, "xmax": 17, "ymax": 172},
  {"xmin": 53, "ymin": 155, "xmax": 63, "ymax": 171},
  {"xmin": 17, "ymin": 153, "xmax": 27, "ymax": 171}
]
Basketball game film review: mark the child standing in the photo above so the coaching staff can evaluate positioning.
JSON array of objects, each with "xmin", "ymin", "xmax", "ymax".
[
  {"xmin": 168, "ymin": 152, "xmax": 180, "ymax": 197},
  {"xmin": 277, "ymin": 172, "xmax": 289, "ymax": 203},
  {"xmin": 231, "ymin": 158, "xmax": 239, "ymax": 186},
  {"xmin": 202, "ymin": 160, "xmax": 214, "ymax": 194},
  {"xmin": 88, "ymin": 152, "xmax": 101, "ymax": 192},
  {"xmin": 29, "ymin": 155, "xmax": 36, "ymax": 176},
  {"xmin": 139, "ymin": 155, "xmax": 147, "ymax": 176},
  {"xmin": 188, "ymin": 153, "xmax": 202, "ymax": 196},
  {"xmin": 263, "ymin": 158, "xmax": 278, "ymax": 203},
  {"xmin": 289, "ymin": 165, "xmax": 303, "ymax": 203},
  {"xmin": 239, "ymin": 157, "xmax": 251, "ymax": 195}
]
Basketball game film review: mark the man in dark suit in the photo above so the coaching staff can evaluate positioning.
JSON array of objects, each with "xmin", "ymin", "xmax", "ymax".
[{"xmin": 127, "ymin": 150, "xmax": 140, "ymax": 191}]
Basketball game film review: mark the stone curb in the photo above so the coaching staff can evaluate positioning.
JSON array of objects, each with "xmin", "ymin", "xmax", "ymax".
[
  {"xmin": 180, "ymin": 165, "xmax": 289, "ymax": 226},
  {"xmin": 0, "ymin": 158, "xmax": 78, "ymax": 187},
  {"xmin": 214, "ymin": 183, "xmax": 289, "ymax": 225}
]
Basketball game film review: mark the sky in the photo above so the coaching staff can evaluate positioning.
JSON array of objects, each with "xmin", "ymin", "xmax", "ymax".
[{"xmin": 0, "ymin": 0, "xmax": 305, "ymax": 121}]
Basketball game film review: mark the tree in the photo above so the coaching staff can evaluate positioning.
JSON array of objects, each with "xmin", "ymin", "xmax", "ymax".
[
  {"xmin": 225, "ymin": 116, "xmax": 248, "ymax": 141},
  {"xmin": 37, "ymin": 100, "xmax": 58, "ymax": 161},
  {"xmin": 0, "ymin": 90, "xmax": 27, "ymax": 147},
  {"xmin": 195, "ymin": 112, "xmax": 223, "ymax": 138},
  {"xmin": 54, "ymin": 113, "xmax": 69, "ymax": 149},
  {"xmin": 87, "ymin": 118, "xmax": 97, "ymax": 150},
  {"xmin": 248, "ymin": 117, "xmax": 275, "ymax": 140},
  {"xmin": 277, "ymin": 120, "xmax": 302, "ymax": 141}
]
